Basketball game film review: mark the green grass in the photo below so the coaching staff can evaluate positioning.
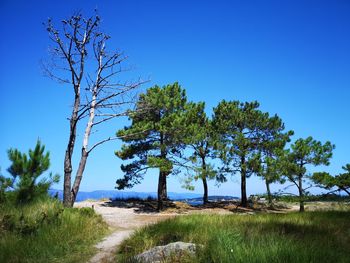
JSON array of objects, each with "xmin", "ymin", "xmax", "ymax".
[
  {"xmin": 117, "ymin": 211, "xmax": 350, "ymax": 263},
  {"xmin": 0, "ymin": 198, "xmax": 109, "ymax": 263}
]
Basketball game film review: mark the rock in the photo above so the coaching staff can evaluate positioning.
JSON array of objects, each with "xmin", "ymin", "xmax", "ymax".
[{"xmin": 135, "ymin": 241, "xmax": 199, "ymax": 263}]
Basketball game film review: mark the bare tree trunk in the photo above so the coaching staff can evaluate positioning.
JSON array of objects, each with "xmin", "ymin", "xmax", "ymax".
[
  {"xmin": 241, "ymin": 155, "xmax": 247, "ymax": 207},
  {"xmin": 265, "ymin": 179, "xmax": 273, "ymax": 207},
  {"xmin": 201, "ymin": 156, "xmax": 208, "ymax": 204},
  {"xmin": 63, "ymin": 92, "xmax": 80, "ymax": 207},
  {"xmin": 157, "ymin": 171, "xmax": 167, "ymax": 211},
  {"xmin": 298, "ymin": 174, "xmax": 304, "ymax": 212},
  {"xmin": 46, "ymin": 14, "xmax": 141, "ymax": 208},
  {"xmin": 71, "ymin": 79, "xmax": 98, "ymax": 206},
  {"xmin": 71, "ymin": 149, "xmax": 88, "ymax": 205}
]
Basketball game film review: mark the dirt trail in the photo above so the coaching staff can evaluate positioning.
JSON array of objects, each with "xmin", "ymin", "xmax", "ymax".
[{"xmin": 74, "ymin": 201, "xmax": 173, "ymax": 263}]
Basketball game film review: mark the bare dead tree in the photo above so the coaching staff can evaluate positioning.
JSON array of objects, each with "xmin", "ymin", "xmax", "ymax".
[{"xmin": 43, "ymin": 12, "xmax": 145, "ymax": 207}]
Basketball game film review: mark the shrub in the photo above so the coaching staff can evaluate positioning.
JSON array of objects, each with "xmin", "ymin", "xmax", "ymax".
[{"xmin": 3, "ymin": 140, "xmax": 59, "ymax": 205}]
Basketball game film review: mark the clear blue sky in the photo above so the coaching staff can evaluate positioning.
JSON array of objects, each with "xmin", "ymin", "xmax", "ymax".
[{"xmin": 0, "ymin": 0, "xmax": 349, "ymax": 196}]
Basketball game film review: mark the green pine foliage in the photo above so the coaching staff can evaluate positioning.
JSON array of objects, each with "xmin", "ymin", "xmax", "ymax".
[
  {"xmin": 115, "ymin": 82, "xmax": 188, "ymax": 210},
  {"xmin": 0, "ymin": 169, "xmax": 12, "ymax": 204},
  {"xmin": 212, "ymin": 100, "xmax": 278, "ymax": 207},
  {"xmin": 179, "ymin": 102, "xmax": 218, "ymax": 203},
  {"xmin": 4, "ymin": 140, "xmax": 59, "ymax": 204},
  {"xmin": 282, "ymin": 137, "xmax": 335, "ymax": 211},
  {"xmin": 312, "ymin": 164, "xmax": 350, "ymax": 196},
  {"xmin": 255, "ymin": 115, "xmax": 294, "ymax": 206},
  {"xmin": 114, "ymin": 85, "xmax": 343, "ymax": 209}
]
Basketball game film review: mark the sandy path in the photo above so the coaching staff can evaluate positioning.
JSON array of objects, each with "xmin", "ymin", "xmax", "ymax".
[{"xmin": 74, "ymin": 201, "xmax": 173, "ymax": 263}]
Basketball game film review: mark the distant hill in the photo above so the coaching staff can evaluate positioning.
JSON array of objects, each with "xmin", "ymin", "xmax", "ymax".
[{"xmin": 48, "ymin": 189, "xmax": 238, "ymax": 203}]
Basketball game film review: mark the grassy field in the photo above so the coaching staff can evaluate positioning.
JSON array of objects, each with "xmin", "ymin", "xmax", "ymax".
[
  {"xmin": 0, "ymin": 198, "xmax": 109, "ymax": 263},
  {"xmin": 117, "ymin": 210, "xmax": 350, "ymax": 263}
]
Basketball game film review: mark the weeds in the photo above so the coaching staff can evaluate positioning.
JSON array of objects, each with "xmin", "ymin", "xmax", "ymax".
[
  {"xmin": 0, "ymin": 197, "xmax": 108, "ymax": 263},
  {"xmin": 117, "ymin": 211, "xmax": 350, "ymax": 263}
]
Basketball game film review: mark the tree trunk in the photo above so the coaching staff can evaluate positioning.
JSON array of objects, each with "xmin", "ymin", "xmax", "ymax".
[
  {"xmin": 265, "ymin": 179, "xmax": 273, "ymax": 207},
  {"xmin": 201, "ymin": 156, "xmax": 208, "ymax": 204},
  {"xmin": 241, "ymin": 155, "xmax": 247, "ymax": 207},
  {"xmin": 63, "ymin": 149, "xmax": 72, "ymax": 206},
  {"xmin": 70, "ymin": 83, "xmax": 97, "ymax": 206},
  {"xmin": 298, "ymin": 174, "xmax": 304, "ymax": 212},
  {"xmin": 157, "ymin": 171, "xmax": 167, "ymax": 211},
  {"xmin": 157, "ymin": 132, "xmax": 168, "ymax": 211},
  {"xmin": 71, "ymin": 149, "xmax": 89, "ymax": 205},
  {"xmin": 63, "ymin": 92, "xmax": 80, "ymax": 207},
  {"xmin": 202, "ymin": 177, "xmax": 208, "ymax": 204}
]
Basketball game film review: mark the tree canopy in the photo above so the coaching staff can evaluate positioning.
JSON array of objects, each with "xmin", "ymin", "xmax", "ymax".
[
  {"xmin": 115, "ymin": 82, "xmax": 188, "ymax": 210},
  {"xmin": 212, "ymin": 100, "xmax": 279, "ymax": 207},
  {"xmin": 282, "ymin": 136, "xmax": 335, "ymax": 211},
  {"xmin": 312, "ymin": 164, "xmax": 350, "ymax": 196},
  {"xmin": 179, "ymin": 102, "xmax": 218, "ymax": 203},
  {"xmin": 255, "ymin": 115, "xmax": 293, "ymax": 206}
]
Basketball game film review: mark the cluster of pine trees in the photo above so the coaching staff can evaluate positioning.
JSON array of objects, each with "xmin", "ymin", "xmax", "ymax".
[{"xmin": 115, "ymin": 83, "xmax": 348, "ymax": 211}]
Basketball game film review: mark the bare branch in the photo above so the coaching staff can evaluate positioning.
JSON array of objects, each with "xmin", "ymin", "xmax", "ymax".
[{"xmin": 92, "ymin": 113, "xmax": 127, "ymax": 126}]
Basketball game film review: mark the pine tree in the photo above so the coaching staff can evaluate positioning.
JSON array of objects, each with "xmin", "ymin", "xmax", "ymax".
[
  {"xmin": 282, "ymin": 137, "xmax": 335, "ymax": 212},
  {"xmin": 256, "ymin": 115, "xmax": 294, "ymax": 206},
  {"xmin": 180, "ymin": 102, "xmax": 217, "ymax": 204},
  {"xmin": 212, "ymin": 100, "xmax": 266, "ymax": 207},
  {"xmin": 7, "ymin": 140, "xmax": 59, "ymax": 204},
  {"xmin": 115, "ymin": 83, "xmax": 187, "ymax": 210},
  {"xmin": 312, "ymin": 164, "xmax": 350, "ymax": 196}
]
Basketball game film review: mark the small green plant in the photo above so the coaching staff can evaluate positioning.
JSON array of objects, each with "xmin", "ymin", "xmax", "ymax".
[
  {"xmin": 0, "ymin": 169, "xmax": 12, "ymax": 203},
  {"xmin": 4, "ymin": 140, "xmax": 59, "ymax": 204}
]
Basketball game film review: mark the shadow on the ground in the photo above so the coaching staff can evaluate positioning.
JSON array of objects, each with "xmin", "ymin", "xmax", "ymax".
[
  {"xmin": 101, "ymin": 198, "xmax": 171, "ymax": 213},
  {"xmin": 101, "ymin": 198, "xmax": 290, "ymax": 214}
]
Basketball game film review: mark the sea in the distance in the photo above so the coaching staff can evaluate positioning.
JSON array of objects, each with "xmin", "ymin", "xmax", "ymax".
[{"xmin": 49, "ymin": 189, "xmax": 238, "ymax": 206}]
